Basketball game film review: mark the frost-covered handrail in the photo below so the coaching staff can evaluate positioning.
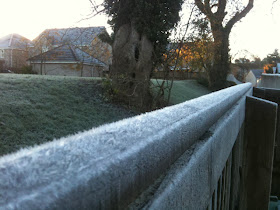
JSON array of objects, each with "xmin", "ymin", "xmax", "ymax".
[{"xmin": 0, "ymin": 83, "xmax": 252, "ymax": 209}]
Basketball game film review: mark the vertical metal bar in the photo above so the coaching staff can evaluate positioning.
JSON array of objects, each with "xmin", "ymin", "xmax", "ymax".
[
  {"xmin": 221, "ymin": 167, "xmax": 226, "ymax": 210},
  {"xmin": 211, "ymin": 190, "xmax": 216, "ymax": 210},
  {"xmin": 208, "ymin": 194, "xmax": 213, "ymax": 210},
  {"xmin": 214, "ymin": 185, "xmax": 218, "ymax": 210},
  {"xmin": 230, "ymin": 128, "xmax": 244, "ymax": 210},
  {"xmin": 225, "ymin": 152, "xmax": 232, "ymax": 210},
  {"xmin": 217, "ymin": 176, "xmax": 222, "ymax": 210}
]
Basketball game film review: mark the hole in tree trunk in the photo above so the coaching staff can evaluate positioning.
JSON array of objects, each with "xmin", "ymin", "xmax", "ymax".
[
  {"xmin": 135, "ymin": 46, "xmax": 139, "ymax": 62},
  {"xmin": 131, "ymin": 72, "xmax": 136, "ymax": 79}
]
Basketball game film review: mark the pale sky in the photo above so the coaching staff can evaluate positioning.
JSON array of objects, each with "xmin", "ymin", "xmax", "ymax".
[
  {"xmin": 230, "ymin": 0, "xmax": 280, "ymax": 60},
  {"xmin": 0, "ymin": 0, "xmax": 279, "ymax": 60}
]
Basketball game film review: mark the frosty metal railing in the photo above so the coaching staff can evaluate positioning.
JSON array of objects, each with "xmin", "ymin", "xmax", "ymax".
[
  {"xmin": 0, "ymin": 83, "xmax": 252, "ymax": 209},
  {"xmin": 144, "ymin": 87, "xmax": 251, "ymax": 209}
]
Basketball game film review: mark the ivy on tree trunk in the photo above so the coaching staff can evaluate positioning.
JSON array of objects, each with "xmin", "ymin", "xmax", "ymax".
[
  {"xmin": 111, "ymin": 22, "xmax": 153, "ymax": 111},
  {"xmin": 104, "ymin": 0, "xmax": 183, "ymax": 111}
]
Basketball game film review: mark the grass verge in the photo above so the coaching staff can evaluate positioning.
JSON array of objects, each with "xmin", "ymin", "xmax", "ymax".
[
  {"xmin": 151, "ymin": 79, "xmax": 210, "ymax": 105},
  {"xmin": 0, "ymin": 74, "xmax": 136, "ymax": 156},
  {"xmin": 0, "ymin": 75, "xmax": 210, "ymax": 156}
]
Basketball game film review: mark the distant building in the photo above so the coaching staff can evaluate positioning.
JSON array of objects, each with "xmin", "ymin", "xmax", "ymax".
[
  {"xmin": 28, "ymin": 45, "xmax": 106, "ymax": 77},
  {"xmin": 251, "ymin": 69, "xmax": 263, "ymax": 80},
  {"xmin": 277, "ymin": 63, "xmax": 280, "ymax": 73},
  {"xmin": 32, "ymin": 27, "xmax": 111, "ymax": 66},
  {"xmin": 0, "ymin": 34, "xmax": 32, "ymax": 72}
]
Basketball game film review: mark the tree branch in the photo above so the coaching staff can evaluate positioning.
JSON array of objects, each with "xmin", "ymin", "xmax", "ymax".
[
  {"xmin": 194, "ymin": 0, "xmax": 215, "ymax": 19},
  {"xmin": 216, "ymin": 0, "xmax": 227, "ymax": 21},
  {"xmin": 76, "ymin": 8, "xmax": 105, "ymax": 23},
  {"xmin": 205, "ymin": 0, "xmax": 211, "ymax": 10},
  {"xmin": 211, "ymin": 3, "xmax": 218, "ymax": 9},
  {"xmin": 204, "ymin": 0, "xmax": 216, "ymax": 18},
  {"xmin": 225, "ymin": 0, "xmax": 254, "ymax": 32},
  {"xmin": 194, "ymin": 0, "xmax": 207, "ymax": 15}
]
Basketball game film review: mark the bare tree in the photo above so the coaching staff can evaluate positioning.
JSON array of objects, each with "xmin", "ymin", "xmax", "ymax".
[{"xmin": 194, "ymin": 0, "xmax": 254, "ymax": 89}]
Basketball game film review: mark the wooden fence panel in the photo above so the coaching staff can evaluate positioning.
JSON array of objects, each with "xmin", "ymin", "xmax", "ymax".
[
  {"xmin": 253, "ymin": 87, "xmax": 280, "ymax": 197},
  {"xmin": 240, "ymin": 96, "xmax": 277, "ymax": 210}
]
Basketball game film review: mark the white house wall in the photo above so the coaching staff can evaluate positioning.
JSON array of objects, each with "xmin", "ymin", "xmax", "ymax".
[
  {"xmin": 1, "ymin": 49, "xmax": 29, "ymax": 70},
  {"xmin": 31, "ymin": 63, "xmax": 103, "ymax": 77}
]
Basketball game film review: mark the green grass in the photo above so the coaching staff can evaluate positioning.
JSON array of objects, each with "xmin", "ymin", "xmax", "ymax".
[
  {"xmin": 0, "ymin": 74, "xmax": 210, "ymax": 156},
  {"xmin": 151, "ymin": 79, "xmax": 210, "ymax": 105},
  {"xmin": 0, "ymin": 74, "xmax": 136, "ymax": 156}
]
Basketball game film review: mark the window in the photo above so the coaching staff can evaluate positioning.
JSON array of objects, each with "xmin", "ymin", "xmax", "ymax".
[{"xmin": 42, "ymin": 47, "xmax": 49, "ymax": 53}]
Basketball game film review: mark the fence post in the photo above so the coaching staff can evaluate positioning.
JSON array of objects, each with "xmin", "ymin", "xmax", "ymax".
[
  {"xmin": 240, "ymin": 96, "xmax": 277, "ymax": 210},
  {"xmin": 253, "ymin": 87, "xmax": 280, "ymax": 197}
]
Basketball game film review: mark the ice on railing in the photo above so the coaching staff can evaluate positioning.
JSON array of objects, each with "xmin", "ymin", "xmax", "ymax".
[{"xmin": 0, "ymin": 83, "xmax": 252, "ymax": 209}]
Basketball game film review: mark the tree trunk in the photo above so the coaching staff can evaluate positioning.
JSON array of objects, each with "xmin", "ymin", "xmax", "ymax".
[
  {"xmin": 194, "ymin": 0, "xmax": 254, "ymax": 90},
  {"xmin": 208, "ymin": 26, "xmax": 230, "ymax": 90},
  {"xmin": 110, "ymin": 22, "xmax": 154, "ymax": 111},
  {"xmin": 40, "ymin": 59, "xmax": 43, "ymax": 75},
  {"xmin": 80, "ymin": 63, "xmax": 84, "ymax": 77}
]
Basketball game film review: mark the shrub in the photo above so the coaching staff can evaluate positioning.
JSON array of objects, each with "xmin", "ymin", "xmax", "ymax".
[
  {"xmin": 21, "ymin": 65, "xmax": 37, "ymax": 74},
  {"xmin": 197, "ymin": 73, "xmax": 209, "ymax": 88},
  {"xmin": 101, "ymin": 76, "xmax": 118, "ymax": 102},
  {"xmin": 263, "ymin": 64, "xmax": 274, "ymax": 74}
]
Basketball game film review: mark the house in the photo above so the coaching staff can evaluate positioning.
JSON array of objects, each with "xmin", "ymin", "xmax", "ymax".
[
  {"xmin": 0, "ymin": 34, "xmax": 32, "ymax": 72},
  {"xmin": 277, "ymin": 63, "xmax": 280, "ymax": 73},
  {"xmin": 31, "ymin": 27, "xmax": 111, "ymax": 66},
  {"xmin": 251, "ymin": 69, "xmax": 263, "ymax": 80},
  {"xmin": 28, "ymin": 45, "xmax": 106, "ymax": 77}
]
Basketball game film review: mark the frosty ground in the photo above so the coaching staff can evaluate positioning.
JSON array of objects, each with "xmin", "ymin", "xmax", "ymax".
[{"xmin": 0, "ymin": 74, "xmax": 210, "ymax": 156}]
